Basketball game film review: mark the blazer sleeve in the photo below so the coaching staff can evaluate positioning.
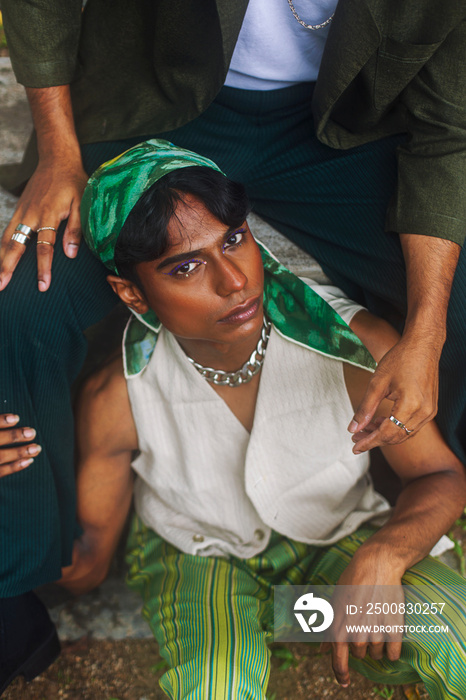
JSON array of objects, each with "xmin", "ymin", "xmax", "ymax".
[
  {"xmin": 386, "ymin": 18, "xmax": 466, "ymax": 245},
  {"xmin": 1, "ymin": 0, "xmax": 83, "ymax": 87}
]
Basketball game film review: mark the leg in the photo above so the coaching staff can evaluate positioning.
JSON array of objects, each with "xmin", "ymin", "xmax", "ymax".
[
  {"xmin": 126, "ymin": 517, "xmax": 272, "ymax": 700},
  {"xmin": 310, "ymin": 526, "xmax": 466, "ymax": 699},
  {"xmin": 0, "ymin": 234, "xmax": 118, "ymax": 593},
  {"xmin": 0, "ymin": 138, "xmax": 162, "ymax": 595}
]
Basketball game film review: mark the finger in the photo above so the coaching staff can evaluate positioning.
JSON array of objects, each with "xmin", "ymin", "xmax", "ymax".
[
  {"xmin": 0, "ymin": 425, "xmax": 36, "ymax": 446},
  {"xmin": 0, "ymin": 414, "xmax": 20, "ymax": 426},
  {"xmin": 0, "ymin": 233, "xmax": 32, "ymax": 291},
  {"xmin": 349, "ymin": 641, "xmax": 368, "ymax": 660},
  {"xmin": 388, "ymin": 395, "xmax": 433, "ymax": 434},
  {"xmin": 348, "ymin": 376, "xmax": 389, "ymax": 434},
  {"xmin": 386, "ymin": 640, "xmax": 402, "ymax": 662},
  {"xmin": 368, "ymin": 641, "xmax": 385, "ymax": 660},
  {"xmin": 0, "ymin": 443, "xmax": 41, "ymax": 465},
  {"xmin": 331, "ymin": 643, "xmax": 350, "ymax": 687},
  {"xmin": 351, "ymin": 418, "xmax": 385, "ymax": 442},
  {"xmin": 0, "ymin": 457, "xmax": 34, "ymax": 478},
  {"xmin": 36, "ymin": 226, "xmax": 58, "ymax": 292},
  {"xmin": 63, "ymin": 203, "xmax": 82, "ymax": 258},
  {"xmin": 352, "ymin": 416, "xmax": 409, "ymax": 454}
]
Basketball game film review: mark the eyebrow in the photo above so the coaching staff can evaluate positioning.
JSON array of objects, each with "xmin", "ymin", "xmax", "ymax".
[{"xmin": 156, "ymin": 224, "xmax": 243, "ymax": 270}]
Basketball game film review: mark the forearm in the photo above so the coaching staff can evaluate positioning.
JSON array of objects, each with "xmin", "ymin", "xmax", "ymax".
[
  {"xmin": 401, "ymin": 233, "xmax": 460, "ymax": 349},
  {"xmin": 59, "ymin": 452, "xmax": 134, "ymax": 594},
  {"xmin": 26, "ymin": 86, "xmax": 83, "ymax": 167},
  {"xmin": 354, "ymin": 469, "xmax": 466, "ymax": 576},
  {"xmin": 77, "ymin": 455, "xmax": 134, "ymax": 567}
]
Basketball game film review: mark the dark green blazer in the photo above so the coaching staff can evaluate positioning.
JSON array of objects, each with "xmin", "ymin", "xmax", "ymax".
[{"xmin": 2, "ymin": 0, "xmax": 466, "ymax": 243}]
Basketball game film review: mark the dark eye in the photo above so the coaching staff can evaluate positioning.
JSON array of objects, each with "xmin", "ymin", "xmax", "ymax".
[
  {"xmin": 169, "ymin": 259, "xmax": 205, "ymax": 277},
  {"xmin": 223, "ymin": 228, "xmax": 246, "ymax": 251}
]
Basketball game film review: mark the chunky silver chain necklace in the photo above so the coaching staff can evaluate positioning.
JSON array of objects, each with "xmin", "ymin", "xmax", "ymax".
[
  {"xmin": 187, "ymin": 317, "xmax": 272, "ymax": 387},
  {"xmin": 287, "ymin": 0, "xmax": 334, "ymax": 30}
]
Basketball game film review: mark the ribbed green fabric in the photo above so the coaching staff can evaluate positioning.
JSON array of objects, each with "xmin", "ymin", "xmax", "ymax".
[{"xmin": 127, "ymin": 518, "xmax": 466, "ymax": 699}]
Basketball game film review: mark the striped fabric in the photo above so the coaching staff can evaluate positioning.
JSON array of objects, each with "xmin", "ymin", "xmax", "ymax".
[{"xmin": 126, "ymin": 517, "xmax": 466, "ymax": 699}]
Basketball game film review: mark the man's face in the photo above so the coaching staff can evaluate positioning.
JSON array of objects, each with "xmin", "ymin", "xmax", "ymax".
[{"xmin": 133, "ymin": 194, "xmax": 264, "ymax": 349}]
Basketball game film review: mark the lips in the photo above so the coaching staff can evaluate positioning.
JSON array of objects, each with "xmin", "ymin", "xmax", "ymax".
[{"xmin": 218, "ymin": 295, "xmax": 262, "ymax": 324}]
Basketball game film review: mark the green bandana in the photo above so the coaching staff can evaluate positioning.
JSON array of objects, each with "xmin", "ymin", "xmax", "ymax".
[
  {"xmin": 81, "ymin": 139, "xmax": 376, "ymax": 376},
  {"xmin": 81, "ymin": 139, "xmax": 223, "ymax": 273}
]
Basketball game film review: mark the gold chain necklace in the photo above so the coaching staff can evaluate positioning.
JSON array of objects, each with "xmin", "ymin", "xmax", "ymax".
[{"xmin": 287, "ymin": 0, "xmax": 334, "ymax": 30}]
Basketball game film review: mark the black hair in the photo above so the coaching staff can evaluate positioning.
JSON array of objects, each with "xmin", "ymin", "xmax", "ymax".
[{"xmin": 114, "ymin": 166, "xmax": 251, "ymax": 285}]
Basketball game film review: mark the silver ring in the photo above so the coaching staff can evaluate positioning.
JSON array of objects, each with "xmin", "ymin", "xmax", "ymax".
[
  {"xmin": 11, "ymin": 231, "xmax": 31, "ymax": 245},
  {"xmin": 37, "ymin": 226, "xmax": 57, "ymax": 234},
  {"xmin": 389, "ymin": 415, "xmax": 413, "ymax": 435},
  {"xmin": 15, "ymin": 223, "xmax": 34, "ymax": 236}
]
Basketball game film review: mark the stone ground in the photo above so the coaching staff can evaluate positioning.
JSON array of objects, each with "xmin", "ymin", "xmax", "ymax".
[{"xmin": 1, "ymin": 57, "xmax": 463, "ymax": 699}]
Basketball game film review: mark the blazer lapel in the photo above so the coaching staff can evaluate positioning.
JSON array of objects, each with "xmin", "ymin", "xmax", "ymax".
[{"xmin": 313, "ymin": 0, "xmax": 381, "ymax": 129}]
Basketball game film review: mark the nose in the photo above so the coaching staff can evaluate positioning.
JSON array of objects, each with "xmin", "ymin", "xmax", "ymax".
[{"xmin": 215, "ymin": 255, "xmax": 248, "ymax": 296}]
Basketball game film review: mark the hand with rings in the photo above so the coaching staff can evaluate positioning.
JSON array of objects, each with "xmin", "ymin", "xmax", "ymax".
[
  {"xmin": 0, "ymin": 149, "xmax": 88, "ymax": 292},
  {"xmin": 36, "ymin": 227, "xmax": 56, "ymax": 251},
  {"xmin": 8, "ymin": 224, "xmax": 57, "ymax": 277},
  {"xmin": 11, "ymin": 223, "xmax": 34, "ymax": 245},
  {"xmin": 348, "ymin": 332, "xmax": 439, "ymax": 453},
  {"xmin": 389, "ymin": 415, "xmax": 413, "ymax": 435}
]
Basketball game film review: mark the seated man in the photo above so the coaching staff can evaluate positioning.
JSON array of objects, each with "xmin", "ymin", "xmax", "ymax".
[{"xmin": 3, "ymin": 140, "xmax": 465, "ymax": 698}]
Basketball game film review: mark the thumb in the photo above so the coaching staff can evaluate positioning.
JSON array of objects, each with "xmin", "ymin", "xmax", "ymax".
[{"xmin": 348, "ymin": 376, "xmax": 388, "ymax": 433}]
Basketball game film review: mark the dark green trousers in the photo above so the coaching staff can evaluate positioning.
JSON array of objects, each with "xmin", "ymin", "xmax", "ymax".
[{"xmin": 1, "ymin": 84, "xmax": 464, "ymax": 594}]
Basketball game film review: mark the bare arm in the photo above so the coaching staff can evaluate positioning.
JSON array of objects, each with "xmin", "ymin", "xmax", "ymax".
[
  {"xmin": 347, "ymin": 364, "xmax": 466, "ymax": 565},
  {"xmin": 329, "ymin": 359, "xmax": 466, "ymax": 687},
  {"xmin": 345, "ymin": 309, "xmax": 465, "ymax": 563},
  {"xmin": 0, "ymin": 85, "xmax": 88, "ymax": 291},
  {"xmin": 59, "ymin": 356, "xmax": 138, "ymax": 595},
  {"xmin": 345, "ymin": 235, "xmax": 459, "ymax": 452},
  {"xmin": 348, "ymin": 230, "xmax": 461, "ymax": 452}
]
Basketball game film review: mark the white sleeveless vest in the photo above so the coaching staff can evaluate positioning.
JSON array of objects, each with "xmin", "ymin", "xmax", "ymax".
[{"xmin": 127, "ymin": 324, "xmax": 390, "ymax": 558}]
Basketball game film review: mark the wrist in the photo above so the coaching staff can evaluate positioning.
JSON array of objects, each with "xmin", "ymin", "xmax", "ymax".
[
  {"xmin": 352, "ymin": 540, "xmax": 408, "ymax": 579},
  {"xmin": 26, "ymin": 85, "xmax": 83, "ymax": 165},
  {"xmin": 37, "ymin": 139, "xmax": 83, "ymax": 168},
  {"xmin": 402, "ymin": 317, "xmax": 446, "ymax": 353}
]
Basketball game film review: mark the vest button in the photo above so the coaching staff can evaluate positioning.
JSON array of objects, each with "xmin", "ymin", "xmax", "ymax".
[
  {"xmin": 192, "ymin": 534, "xmax": 205, "ymax": 543},
  {"xmin": 254, "ymin": 529, "xmax": 265, "ymax": 541}
]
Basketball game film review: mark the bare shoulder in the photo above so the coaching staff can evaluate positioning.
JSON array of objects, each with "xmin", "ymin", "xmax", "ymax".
[
  {"xmin": 76, "ymin": 354, "xmax": 138, "ymax": 456},
  {"xmin": 81, "ymin": 354, "xmax": 128, "ymax": 403}
]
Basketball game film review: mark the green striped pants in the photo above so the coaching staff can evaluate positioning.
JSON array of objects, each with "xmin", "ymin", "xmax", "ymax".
[{"xmin": 126, "ymin": 517, "xmax": 466, "ymax": 699}]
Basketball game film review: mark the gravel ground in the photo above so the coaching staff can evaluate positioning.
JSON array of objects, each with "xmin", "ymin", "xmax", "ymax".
[{"xmin": 3, "ymin": 639, "xmax": 429, "ymax": 700}]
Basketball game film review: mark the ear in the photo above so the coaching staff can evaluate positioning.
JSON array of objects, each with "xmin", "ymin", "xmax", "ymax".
[{"xmin": 107, "ymin": 275, "xmax": 150, "ymax": 314}]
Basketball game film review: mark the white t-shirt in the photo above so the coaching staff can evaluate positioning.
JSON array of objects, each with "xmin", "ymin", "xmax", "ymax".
[{"xmin": 225, "ymin": 0, "xmax": 339, "ymax": 90}]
